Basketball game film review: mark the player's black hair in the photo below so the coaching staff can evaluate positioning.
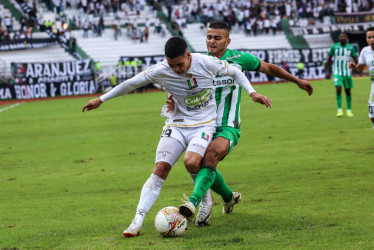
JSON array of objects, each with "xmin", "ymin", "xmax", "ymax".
[
  {"xmin": 165, "ymin": 37, "xmax": 188, "ymax": 58},
  {"xmin": 339, "ymin": 31, "xmax": 348, "ymax": 36},
  {"xmin": 208, "ymin": 21, "xmax": 230, "ymax": 32},
  {"xmin": 367, "ymin": 27, "xmax": 374, "ymax": 32}
]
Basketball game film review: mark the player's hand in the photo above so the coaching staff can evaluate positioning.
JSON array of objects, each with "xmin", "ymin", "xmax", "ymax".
[
  {"xmin": 82, "ymin": 98, "xmax": 102, "ymax": 112},
  {"xmin": 166, "ymin": 95, "xmax": 174, "ymax": 112},
  {"xmin": 348, "ymin": 62, "xmax": 356, "ymax": 69},
  {"xmin": 296, "ymin": 79, "xmax": 313, "ymax": 96},
  {"xmin": 325, "ymin": 71, "xmax": 331, "ymax": 79},
  {"xmin": 250, "ymin": 92, "xmax": 272, "ymax": 108}
]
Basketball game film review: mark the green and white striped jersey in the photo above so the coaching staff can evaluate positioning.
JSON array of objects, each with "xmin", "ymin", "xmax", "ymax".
[
  {"xmin": 209, "ymin": 49, "xmax": 260, "ymax": 129},
  {"xmin": 328, "ymin": 42, "xmax": 357, "ymax": 77}
]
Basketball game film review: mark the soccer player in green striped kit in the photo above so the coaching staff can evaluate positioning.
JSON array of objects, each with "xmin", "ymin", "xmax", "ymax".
[
  {"xmin": 178, "ymin": 21, "xmax": 313, "ymax": 224},
  {"xmin": 326, "ymin": 32, "xmax": 358, "ymax": 117}
]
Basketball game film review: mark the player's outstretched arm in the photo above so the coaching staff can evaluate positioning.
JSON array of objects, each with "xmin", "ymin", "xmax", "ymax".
[
  {"xmin": 258, "ymin": 61, "xmax": 313, "ymax": 96},
  {"xmin": 348, "ymin": 62, "xmax": 365, "ymax": 74},
  {"xmin": 250, "ymin": 92, "xmax": 272, "ymax": 108},
  {"xmin": 295, "ymin": 79, "xmax": 313, "ymax": 96},
  {"xmin": 82, "ymin": 98, "xmax": 103, "ymax": 112}
]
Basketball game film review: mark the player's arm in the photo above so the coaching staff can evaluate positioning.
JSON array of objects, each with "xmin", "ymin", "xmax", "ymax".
[
  {"xmin": 82, "ymin": 72, "xmax": 149, "ymax": 112},
  {"xmin": 348, "ymin": 62, "xmax": 366, "ymax": 73},
  {"xmin": 258, "ymin": 60, "xmax": 313, "ymax": 96},
  {"xmin": 325, "ymin": 55, "xmax": 333, "ymax": 79},
  {"xmin": 352, "ymin": 56, "xmax": 358, "ymax": 65},
  {"xmin": 224, "ymin": 63, "xmax": 272, "ymax": 108}
]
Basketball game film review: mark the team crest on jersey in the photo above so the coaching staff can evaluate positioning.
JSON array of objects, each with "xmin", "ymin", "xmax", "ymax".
[
  {"xmin": 187, "ymin": 77, "xmax": 198, "ymax": 89},
  {"xmin": 201, "ymin": 132, "xmax": 210, "ymax": 141}
]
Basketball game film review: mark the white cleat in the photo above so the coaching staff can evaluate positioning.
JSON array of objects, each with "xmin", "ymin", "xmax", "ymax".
[
  {"xmin": 179, "ymin": 194, "xmax": 196, "ymax": 222},
  {"xmin": 196, "ymin": 191, "xmax": 213, "ymax": 227},
  {"xmin": 123, "ymin": 219, "xmax": 141, "ymax": 238},
  {"xmin": 222, "ymin": 192, "xmax": 242, "ymax": 214}
]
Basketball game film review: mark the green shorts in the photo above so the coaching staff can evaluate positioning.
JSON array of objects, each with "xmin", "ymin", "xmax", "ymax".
[
  {"xmin": 213, "ymin": 126, "xmax": 241, "ymax": 155},
  {"xmin": 333, "ymin": 76, "xmax": 354, "ymax": 89}
]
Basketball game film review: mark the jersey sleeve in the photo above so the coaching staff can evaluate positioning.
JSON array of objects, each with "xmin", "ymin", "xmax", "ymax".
[
  {"xmin": 206, "ymin": 55, "xmax": 228, "ymax": 75},
  {"xmin": 144, "ymin": 63, "xmax": 163, "ymax": 83},
  {"xmin": 239, "ymin": 52, "xmax": 261, "ymax": 71},
  {"xmin": 328, "ymin": 45, "xmax": 334, "ymax": 56}
]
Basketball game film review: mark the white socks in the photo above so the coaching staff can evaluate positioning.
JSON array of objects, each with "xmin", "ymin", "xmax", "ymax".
[{"xmin": 133, "ymin": 173, "xmax": 164, "ymax": 227}]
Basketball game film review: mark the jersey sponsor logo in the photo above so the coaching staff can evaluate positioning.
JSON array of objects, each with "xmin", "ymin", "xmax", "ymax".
[
  {"xmin": 187, "ymin": 77, "xmax": 198, "ymax": 89},
  {"xmin": 173, "ymin": 119, "xmax": 184, "ymax": 122},
  {"xmin": 184, "ymin": 88, "xmax": 212, "ymax": 106},
  {"xmin": 213, "ymin": 76, "xmax": 236, "ymax": 87},
  {"xmin": 201, "ymin": 132, "xmax": 210, "ymax": 141},
  {"xmin": 226, "ymin": 54, "xmax": 241, "ymax": 60},
  {"xmin": 184, "ymin": 89, "xmax": 213, "ymax": 111}
]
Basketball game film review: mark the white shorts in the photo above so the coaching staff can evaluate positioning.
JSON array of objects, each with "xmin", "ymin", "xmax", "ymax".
[
  {"xmin": 369, "ymin": 83, "xmax": 374, "ymax": 118},
  {"xmin": 155, "ymin": 125, "xmax": 216, "ymax": 166}
]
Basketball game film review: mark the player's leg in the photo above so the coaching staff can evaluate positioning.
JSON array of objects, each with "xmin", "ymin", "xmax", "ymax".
[
  {"xmin": 334, "ymin": 81, "xmax": 343, "ymax": 117},
  {"xmin": 203, "ymin": 137, "xmax": 233, "ymax": 202},
  {"xmin": 369, "ymin": 85, "xmax": 374, "ymax": 128},
  {"xmin": 344, "ymin": 77, "xmax": 354, "ymax": 117},
  {"xmin": 179, "ymin": 126, "xmax": 215, "ymax": 220},
  {"xmin": 123, "ymin": 130, "xmax": 186, "ymax": 237},
  {"xmin": 207, "ymin": 127, "xmax": 242, "ymax": 214}
]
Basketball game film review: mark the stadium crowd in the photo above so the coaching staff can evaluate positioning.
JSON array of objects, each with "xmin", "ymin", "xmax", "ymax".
[
  {"xmin": 1, "ymin": 0, "xmax": 374, "ymax": 42},
  {"xmin": 0, "ymin": 15, "xmax": 34, "ymax": 40}
]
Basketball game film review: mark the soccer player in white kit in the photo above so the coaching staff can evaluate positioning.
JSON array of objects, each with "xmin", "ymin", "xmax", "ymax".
[
  {"xmin": 349, "ymin": 27, "xmax": 374, "ymax": 128},
  {"xmin": 82, "ymin": 37, "xmax": 272, "ymax": 237}
]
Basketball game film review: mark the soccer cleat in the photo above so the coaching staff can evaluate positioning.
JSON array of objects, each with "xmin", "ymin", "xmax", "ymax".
[
  {"xmin": 123, "ymin": 219, "xmax": 141, "ymax": 238},
  {"xmin": 336, "ymin": 110, "xmax": 344, "ymax": 117},
  {"xmin": 196, "ymin": 191, "xmax": 214, "ymax": 227},
  {"xmin": 222, "ymin": 192, "xmax": 242, "ymax": 214},
  {"xmin": 179, "ymin": 194, "xmax": 196, "ymax": 222},
  {"xmin": 346, "ymin": 110, "xmax": 354, "ymax": 117}
]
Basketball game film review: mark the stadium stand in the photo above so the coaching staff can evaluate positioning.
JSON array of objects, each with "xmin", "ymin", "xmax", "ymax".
[{"xmin": 183, "ymin": 23, "xmax": 291, "ymax": 52}]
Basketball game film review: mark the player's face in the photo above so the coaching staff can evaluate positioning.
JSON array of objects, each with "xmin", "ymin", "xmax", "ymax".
[
  {"xmin": 339, "ymin": 34, "xmax": 348, "ymax": 44},
  {"xmin": 366, "ymin": 31, "xmax": 374, "ymax": 50},
  {"xmin": 166, "ymin": 51, "xmax": 192, "ymax": 75},
  {"xmin": 206, "ymin": 28, "xmax": 231, "ymax": 58}
]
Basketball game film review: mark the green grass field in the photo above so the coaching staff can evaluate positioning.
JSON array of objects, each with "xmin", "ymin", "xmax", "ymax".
[{"xmin": 1, "ymin": 78, "xmax": 374, "ymax": 249}]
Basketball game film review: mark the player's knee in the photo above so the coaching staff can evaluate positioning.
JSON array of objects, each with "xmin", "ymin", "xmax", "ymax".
[
  {"xmin": 184, "ymin": 157, "xmax": 201, "ymax": 174},
  {"xmin": 203, "ymin": 149, "xmax": 221, "ymax": 167},
  {"xmin": 153, "ymin": 162, "xmax": 171, "ymax": 179}
]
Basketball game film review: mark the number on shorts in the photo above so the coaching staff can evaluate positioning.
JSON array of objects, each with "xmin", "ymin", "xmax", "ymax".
[
  {"xmin": 161, "ymin": 129, "xmax": 172, "ymax": 137},
  {"xmin": 369, "ymin": 106, "xmax": 374, "ymax": 115}
]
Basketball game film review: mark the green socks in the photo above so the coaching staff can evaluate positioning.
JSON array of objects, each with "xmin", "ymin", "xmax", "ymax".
[
  {"xmin": 189, "ymin": 166, "xmax": 216, "ymax": 207},
  {"xmin": 346, "ymin": 94, "xmax": 352, "ymax": 110},
  {"xmin": 336, "ymin": 93, "xmax": 342, "ymax": 109},
  {"xmin": 211, "ymin": 170, "xmax": 233, "ymax": 203}
]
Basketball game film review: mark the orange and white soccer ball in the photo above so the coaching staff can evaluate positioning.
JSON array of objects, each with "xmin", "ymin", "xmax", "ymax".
[{"xmin": 154, "ymin": 207, "xmax": 187, "ymax": 237}]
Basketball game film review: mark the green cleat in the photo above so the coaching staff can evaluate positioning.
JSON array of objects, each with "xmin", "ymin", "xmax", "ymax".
[
  {"xmin": 346, "ymin": 110, "xmax": 354, "ymax": 117},
  {"xmin": 336, "ymin": 110, "xmax": 344, "ymax": 117}
]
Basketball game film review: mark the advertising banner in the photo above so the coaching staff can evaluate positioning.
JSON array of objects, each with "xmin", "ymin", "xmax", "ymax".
[
  {"xmin": 0, "ymin": 38, "xmax": 58, "ymax": 51},
  {"xmin": 117, "ymin": 48, "xmax": 330, "ymax": 83},
  {"xmin": 0, "ymin": 59, "xmax": 96, "ymax": 100}
]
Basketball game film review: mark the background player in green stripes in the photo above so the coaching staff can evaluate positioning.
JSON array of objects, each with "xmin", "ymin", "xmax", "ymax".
[
  {"xmin": 326, "ymin": 32, "xmax": 358, "ymax": 117},
  {"xmin": 175, "ymin": 21, "xmax": 313, "ymax": 225}
]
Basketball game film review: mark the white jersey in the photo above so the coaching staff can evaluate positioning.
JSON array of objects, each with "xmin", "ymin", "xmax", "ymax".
[
  {"xmin": 358, "ymin": 46, "xmax": 374, "ymax": 106},
  {"xmin": 100, "ymin": 53, "xmax": 255, "ymax": 127}
]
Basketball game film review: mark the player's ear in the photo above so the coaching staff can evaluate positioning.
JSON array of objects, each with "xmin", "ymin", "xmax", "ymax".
[{"xmin": 227, "ymin": 37, "xmax": 231, "ymax": 46}]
